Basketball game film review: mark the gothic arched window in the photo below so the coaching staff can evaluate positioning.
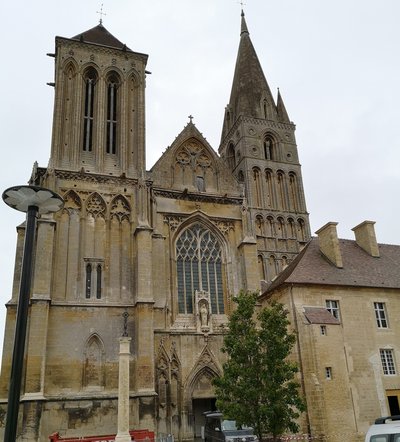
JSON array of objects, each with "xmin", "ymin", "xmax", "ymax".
[
  {"xmin": 288, "ymin": 218, "xmax": 296, "ymax": 238},
  {"xmin": 227, "ymin": 143, "xmax": 235, "ymax": 170},
  {"xmin": 176, "ymin": 224, "xmax": 224, "ymax": 315},
  {"xmin": 82, "ymin": 68, "xmax": 98, "ymax": 152},
  {"xmin": 289, "ymin": 172, "xmax": 299, "ymax": 211},
  {"xmin": 84, "ymin": 259, "xmax": 103, "ymax": 300},
  {"xmin": 106, "ymin": 73, "xmax": 120, "ymax": 154}
]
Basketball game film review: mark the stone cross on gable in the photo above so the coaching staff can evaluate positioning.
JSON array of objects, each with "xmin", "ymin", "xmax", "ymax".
[{"xmin": 188, "ymin": 115, "xmax": 194, "ymax": 123}]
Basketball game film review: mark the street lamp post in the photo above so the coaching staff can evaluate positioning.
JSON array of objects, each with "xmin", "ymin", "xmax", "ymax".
[{"xmin": 2, "ymin": 185, "xmax": 64, "ymax": 442}]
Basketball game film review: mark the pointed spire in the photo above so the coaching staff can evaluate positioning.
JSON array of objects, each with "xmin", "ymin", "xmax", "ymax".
[
  {"xmin": 222, "ymin": 10, "xmax": 276, "ymax": 139},
  {"xmin": 240, "ymin": 10, "xmax": 249, "ymax": 36},
  {"xmin": 276, "ymin": 88, "xmax": 291, "ymax": 123}
]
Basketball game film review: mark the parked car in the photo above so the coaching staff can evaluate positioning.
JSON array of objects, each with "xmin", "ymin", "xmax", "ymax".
[
  {"xmin": 203, "ymin": 411, "xmax": 258, "ymax": 442},
  {"xmin": 365, "ymin": 415, "xmax": 400, "ymax": 441}
]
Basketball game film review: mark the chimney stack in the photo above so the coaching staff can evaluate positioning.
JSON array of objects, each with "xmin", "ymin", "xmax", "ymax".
[
  {"xmin": 352, "ymin": 220, "xmax": 380, "ymax": 258},
  {"xmin": 315, "ymin": 222, "xmax": 343, "ymax": 268}
]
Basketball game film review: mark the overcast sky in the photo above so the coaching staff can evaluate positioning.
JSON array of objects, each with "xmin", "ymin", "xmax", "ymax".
[{"xmin": 0, "ymin": 0, "xmax": 399, "ymax": 360}]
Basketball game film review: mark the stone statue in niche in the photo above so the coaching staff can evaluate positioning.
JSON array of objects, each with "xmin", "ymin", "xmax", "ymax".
[
  {"xmin": 200, "ymin": 302, "xmax": 209, "ymax": 327},
  {"xmin": 195, "ymin": 290, "xmax": 212, "ymax": 333}
]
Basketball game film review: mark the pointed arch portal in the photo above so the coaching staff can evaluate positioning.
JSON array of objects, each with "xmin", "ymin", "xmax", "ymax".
[{"xmin": 188, "ymin": 367, "xmax": 218, "ymax": 439}]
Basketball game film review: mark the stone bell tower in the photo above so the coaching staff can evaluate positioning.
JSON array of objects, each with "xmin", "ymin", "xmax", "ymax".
[
  {"xmin": 219, "ymin": 11, "xmax": 311, "ymax": 282},
  {"xmin": 0, "ymin": 21, "xmax": 156, "ymax": 441},
  {"xmin": 48, "ymin": 23, "xmax": 148, "ymax": 178}
]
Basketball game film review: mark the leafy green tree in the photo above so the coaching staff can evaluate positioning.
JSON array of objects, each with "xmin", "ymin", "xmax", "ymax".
[{"xmin": 213, "ymin": 291, "xmax": 306, "ymax": 442}]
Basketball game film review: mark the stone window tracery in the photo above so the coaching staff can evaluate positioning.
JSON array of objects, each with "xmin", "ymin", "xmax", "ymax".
[
  {"xmin": 176, "ymin": 224, "xmax": 224, "ymax": 315},
  {"xmin": 86, "ymin": 193, "xmax": 106, "ymax": 219},
  {"xmin": 110, "ymin": 195, "xmax": 130, "ymax": 222}
]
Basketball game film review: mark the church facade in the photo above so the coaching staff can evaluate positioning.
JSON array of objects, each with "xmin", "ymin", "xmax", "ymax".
[{"xmin": 0, "ymin": 12, "xmax": 310, "ymax": 441}]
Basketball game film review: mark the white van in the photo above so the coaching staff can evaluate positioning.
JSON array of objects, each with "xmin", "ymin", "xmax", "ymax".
[{"xmin": 365, "ymin": 416, "xmax": 400, "ymax": 441}]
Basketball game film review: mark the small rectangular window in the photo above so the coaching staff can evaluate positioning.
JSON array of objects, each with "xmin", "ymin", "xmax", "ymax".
[
  {"xmin": 374, "ymin": 302, "xmax": 388, "ymax": 328},
  {"xmin": 325, "ymin": 367, "xmax": 332, "ymax": 380},
  {"xmin": 380, "ymin": 349, "xmax": 396, "ymax": 375},
  {"xmin": 326, "ymin": 300, "xmax": 340, "ymax": 321}
]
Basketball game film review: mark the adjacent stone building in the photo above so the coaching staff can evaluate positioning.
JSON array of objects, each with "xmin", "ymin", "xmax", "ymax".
[
  {"xmin": 0, "ymin": 11, "xmax": 311, "ymax": 441},
  {"xmin": 260, "ymin": 221, "xmax": 400, "ymax": 442}
]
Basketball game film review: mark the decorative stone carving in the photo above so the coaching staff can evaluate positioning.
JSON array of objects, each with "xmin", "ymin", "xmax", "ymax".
[
  {"xmin": 55, "ymin": 169, "xmax": 139, "ymax": 186},
  {"xmin": 175, "ymin": 140, "xmax": 212, "ymax": 171},
  {"xmin": 86, "ymin": 193, "xmax": 106, "ymax": 218},
  {"xmin": 212, "ymin": 219, "xmax": 235, "ymax": 236},
  {"xmin": 164, "ymin": 215, "xmax": 185, "ymax": 231},
  {"xmin": 154, "ymin": 189, "xmax": 242, "ymax": 205},
  {"xmin": 111, "ymin": 195, "xmax": 131, "ymax": 222},
  {"xmin": 63, "ymin": 190, "xmax": 82, "ymax": 211}
]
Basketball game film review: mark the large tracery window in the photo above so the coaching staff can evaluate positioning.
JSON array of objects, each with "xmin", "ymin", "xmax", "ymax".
[{"xmin": 176, "ymin": 224, "xmax": 224, "ymax": 315}]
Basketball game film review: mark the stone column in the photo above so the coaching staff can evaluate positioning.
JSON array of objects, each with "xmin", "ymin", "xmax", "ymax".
[{"xmin": 115, "ymin": 336, "xmax": 132, "ymax": 442}]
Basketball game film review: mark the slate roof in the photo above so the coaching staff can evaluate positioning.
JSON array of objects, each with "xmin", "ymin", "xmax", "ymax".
[
  {"xmin": 71, "ymin": 24, "xmax": 133, "ymax": 52},
  {"xmin": 303, "ymin": 307, "xmax": 340, "ymax": 325},
  {"xmin": 264, "ymin": 237, "xmax": 400, "ymax": 295}
]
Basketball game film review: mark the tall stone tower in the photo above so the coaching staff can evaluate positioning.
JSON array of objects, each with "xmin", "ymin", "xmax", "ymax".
[
  {"xmin": 1, "ymin": 22, "xmax": 157, "ymax": 441},
  {"xmin": 219, "ymin": 12, "xmax": 311, "ymax": 282},
  {"xmin": 48, "ymin": 23, "xmax": 147, "ymax": 177}
]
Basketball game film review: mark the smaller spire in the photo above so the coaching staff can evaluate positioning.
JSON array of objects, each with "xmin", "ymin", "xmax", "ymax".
[
  {"xmin": 276, "ymin": 88, "xmax": 291, "ymax": 123},
  {"xmin": 240, "ymin": 9, "xmax": 249, "ymax": 36}
]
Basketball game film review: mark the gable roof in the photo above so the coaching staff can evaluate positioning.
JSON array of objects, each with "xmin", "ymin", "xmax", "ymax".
[
  {"xmin": 71, "ymin": 23, "xmax": 133, "ymax": 52},
  {"xmin": 150, "ymin": 121, "xmax": 216, "ymax": 172},
  {"xmin": 263, "ymin": 237, "xmax": 400, "ymax": 295}
]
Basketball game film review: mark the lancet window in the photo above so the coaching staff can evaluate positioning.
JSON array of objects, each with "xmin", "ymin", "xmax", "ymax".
[
  {"xmin": 85, "ymin": 259, "xmax": 104, "ymax": 299},
  {"xmin": 227, "ymin": 143, "xmax": 235, "ymax": 170},
  {"xmin": 106, "ymin": 73, "xmax": 119, "ymax": 154},
  {"xmin": 176, "ymin": 224, "xmax": 224, "ymax": 315},
  {"xmin": 82, "ymin": 68, "xmax": 98, "ymax": 152}
]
